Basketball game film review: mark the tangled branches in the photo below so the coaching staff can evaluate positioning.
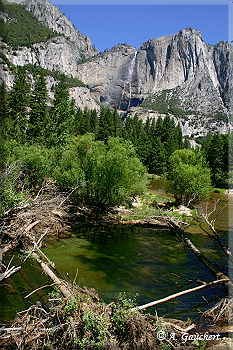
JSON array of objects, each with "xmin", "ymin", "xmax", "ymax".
[{"xmin": 0, "ymin": 287, "xmax": 199, "ymax": 350}]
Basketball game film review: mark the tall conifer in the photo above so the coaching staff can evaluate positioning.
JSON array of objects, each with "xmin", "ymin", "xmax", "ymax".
[
  {"xmin": 28, "ymin": 72, "xmax": 48, "ymax": 142},
  {"xmin": 8, "ymin": 67, "xmax": 30, "ymax": 140}
]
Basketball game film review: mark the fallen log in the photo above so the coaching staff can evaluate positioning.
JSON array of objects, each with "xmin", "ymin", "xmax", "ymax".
[
  {"xmin": 167, "ymin": 217, "xmax": 233, "ymax": 293},
  {"xmin": 130, "ymin": 278, "xmax": 229, "ymax": 311},
  {"xmin": 195, "ymin": 201, "xmax": 233, "ymax": 264},
  {"xmin": 32, "ymin": 252, "xmax": 72, "ymax": 299}
]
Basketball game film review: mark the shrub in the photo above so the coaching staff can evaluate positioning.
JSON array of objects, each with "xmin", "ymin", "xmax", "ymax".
[
  {"xmin": 0, "ymin": 161, "xmax": 25, "ymax": 215},
  {"xmin": 167, "ymin": 149, "xmax": 212, "ymax": 206},
  {"xmin": 7, "ymin": 142, "xmax": 55, "ymax": 188},
  {"xmin": 54, "ymin": 134, "xmax": 148, "ymax": 208}
]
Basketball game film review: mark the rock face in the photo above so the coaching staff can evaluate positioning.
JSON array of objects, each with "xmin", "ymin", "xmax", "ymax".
[
  {"xmin": 134, "ymin": 29, "xmax": 222, "ymax": 113},
  {"xmin": 76, "ymin": 44, "xmax": 137, "ymax": 110},
  {"xmin": 5, "ymin": 0, "xmax": 97, "ymax": 61},
  {"xmin": 78, "ymin": 29, "xmax": 231, "ymax": 115},
  {"xmin": 211, "ymin": 41, "xmax": 233, "ymax": 116},
  {"xmin": 6, "ymin": 37, "xmax": 79, "ymax": 77},
  {"xmin": 1, "ymin": 1, "xmax": 232, "ymax": 136},
  {"xmin": 76, "ymin": 28, "xmax": 232, "ymax": 136}
]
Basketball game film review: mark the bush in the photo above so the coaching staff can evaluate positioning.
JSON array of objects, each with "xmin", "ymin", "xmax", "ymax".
[
  {"xmin": 167, "ymin": 149, "xmax": 212, "ymax": 206},
  {"xmin": 54, "ymin": 134, "xmax": 148, "ymax": 208},
  {"xmin": 7, "ymin": 142, "xmax": 55, "ymax": 188},
  {"xmin": 0, "ymin": 161, "xmax": 26, "ymax": 215}
]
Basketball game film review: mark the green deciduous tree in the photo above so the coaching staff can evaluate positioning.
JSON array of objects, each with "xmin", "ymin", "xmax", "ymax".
[
  {"xmin": 54, "ymin": 134, "xmax": 148, "ymax": 208},
  {"xmin": 167, "ymin": 149, "xmax": 212, "ymax": 206}
]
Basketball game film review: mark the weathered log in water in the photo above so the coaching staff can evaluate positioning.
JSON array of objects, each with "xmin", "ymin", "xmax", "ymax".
[
  {"xmin": 167, "ymin": 217, "xmax": 233, "ymax": 293},
  {"xmin": 32, "ymin": 252, "xmax": 73, "ymax": 299},
  {"xmin": 196, "ymin": 200, "xmax": 233, "ymax": 264},
  {"xmin": 130, "ymin": 278, "xmax": 229, "ymax": 311}
]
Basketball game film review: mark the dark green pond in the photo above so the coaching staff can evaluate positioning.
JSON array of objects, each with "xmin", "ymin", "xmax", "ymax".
[{"xmin": 1, "ymin": 180, "xmax": 232, "ymax": 323}]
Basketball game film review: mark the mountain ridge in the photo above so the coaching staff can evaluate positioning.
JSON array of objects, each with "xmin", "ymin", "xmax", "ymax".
[{"xmin": 0, "ymin": 0, "xmax": 232, "ymax": 137}]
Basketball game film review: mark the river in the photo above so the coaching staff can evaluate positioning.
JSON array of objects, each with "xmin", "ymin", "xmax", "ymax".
[{"xmin": 1, "ymin": 180, "xmax": 232, "ymax": 323}]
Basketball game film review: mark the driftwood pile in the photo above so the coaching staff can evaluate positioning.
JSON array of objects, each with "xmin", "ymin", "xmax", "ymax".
[
  {"xmin": 0, "ymin": 181, "xmax": 72, "ymax": 281},
  {"xmin": 0, "ymin": 283, "xmax": 201, "ymax": 350}
]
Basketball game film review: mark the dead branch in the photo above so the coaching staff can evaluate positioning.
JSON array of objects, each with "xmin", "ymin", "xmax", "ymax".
[
  {"xmin": 0, "ymin": 265, "xmax": 21, "ymax": 282},
  {"xmin": 23, "ymin": 220, "xmax": 41, "ymax": 236},
  {"xmin": 166, "ymin": 217, "xmax": 233, "ymax": 293},
  {"xmin": 196, "ymin": 200, "xmax": 233, "ymax": 263},
  {"xmin": 32, "ymin": 252, "xmax": 73, "ymax": 299},
  {"xmin": 130, "ymin": 278, "xmax": 229, "ymax": 311},
  {"xmin": 25, "ymin": 283, "xmax": 57, "ymax": 299}
]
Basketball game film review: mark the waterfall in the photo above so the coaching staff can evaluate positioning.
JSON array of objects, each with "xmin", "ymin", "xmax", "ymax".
[{"xmin": 118, "ymin": 50, "xmax": 137, "ymax": 111}]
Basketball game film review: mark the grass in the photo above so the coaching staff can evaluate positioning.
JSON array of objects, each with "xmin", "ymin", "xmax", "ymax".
[
  {"xmin": 213, "ymin": 188, "xmax": 227, "ymax": 194},
  {"xmin": 117, "ymin": 191, "xmax": 193, "ymax": 224}
]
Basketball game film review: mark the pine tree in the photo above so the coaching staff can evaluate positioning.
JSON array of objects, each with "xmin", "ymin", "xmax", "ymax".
[
  {"xmin": 74, "ymin": 107, "xmax": 84, "ymax": 135},
  {"xmin": 8, "ymin": 67, "xmax": 30, "ymax": 140},
  {"xmin": 89, "ymin": 109, "xmax": 99, "ymax": 135},
  {"xmin": 176, "ymin": 122, "xmax": 183, "ymax": 149},
  {"xmin": 150, "ymin": 137, "xmax": 167, "ymax": 175},
  {"xmin": 82, "ymin": 107, "xmax": 91, "ymax": 133},
  {"xmin": 183, "ymin": 137, "xmax": 191, "ymax": 149},
  {"xmin": 0, "ymin": 82, "xmax": 8, "ymax": 123},
  {"xmin": 202, "ymin": 132, "xmax": 229, "ymax": 187},
  {"xmin": 47, "ymin": 75, "xmax": 74, "ymax": 146},
  {"xmin": 53, "ymin": 74, "xmax": 69, "ymax": 107},
  {"xmin": 112, "ymin": 108, "xmax": 122, "ymax": 137},
  {"xmin": 155, "ymin": 116, "xmax": 163, "ymax": 138},
  {"xmin": 46, "ymin": 99, "xmax": 75, "ymax": 147},
  {"xmin": 28, "ymin": 72, "xmax": 48, "ymax": 142},
  {"xmin": 0, "ymin": 82, "xmax": 8, "ymax": 166},
  {"xmin": 97, "ymin": 107, "xmax": 114, "ymax": 142}
]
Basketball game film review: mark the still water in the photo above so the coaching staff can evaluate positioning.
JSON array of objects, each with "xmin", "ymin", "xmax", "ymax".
[{"xmin": 1, "ymin": 180, "xmax": 232, "ymax": 323}]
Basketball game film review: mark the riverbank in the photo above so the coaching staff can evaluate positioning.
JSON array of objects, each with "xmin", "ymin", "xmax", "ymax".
[{"xmin": 0, "ymin": 185, "xmax": 232, "ymax": 349}]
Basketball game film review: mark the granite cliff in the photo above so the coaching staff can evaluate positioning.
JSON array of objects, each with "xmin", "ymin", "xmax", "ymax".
[
  {"xmin": 76, "ymin": 28, "xmax": 232, "ymax": 136},
  {"xmin": 0, "ymin": 0, "xmax": 232, "ymax": 136}
]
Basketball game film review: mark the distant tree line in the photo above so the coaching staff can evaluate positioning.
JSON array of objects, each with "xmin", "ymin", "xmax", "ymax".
[
  {"xmin": 0, "ymin": 67, "xmax": 231, "ymax": 214},
  {"xmin": 0, "ymin": 67, "xmax": 190, "ymax": 172}
]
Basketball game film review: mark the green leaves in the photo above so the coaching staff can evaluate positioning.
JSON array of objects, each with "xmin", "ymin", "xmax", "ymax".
[
  {"xmin": 54, "ymin": 134, "xmax": 148, "ymax": 208},
  {"xmin": 168, "ymin": 149, "xmax": 212, "ymax": 205}
]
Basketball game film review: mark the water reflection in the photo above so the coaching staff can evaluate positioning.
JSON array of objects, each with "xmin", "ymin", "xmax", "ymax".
[{"xmin": 1, "ymin": 179, "xmax": 231, "ymax": 323}]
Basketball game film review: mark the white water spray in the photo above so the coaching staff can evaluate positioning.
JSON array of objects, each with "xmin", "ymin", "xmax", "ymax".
[{"xmin": 118, "ymin": 50, "xmax": 137, "ymax": 111}]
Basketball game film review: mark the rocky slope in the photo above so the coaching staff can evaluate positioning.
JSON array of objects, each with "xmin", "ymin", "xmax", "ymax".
[
  {"xmin": 1, "ymin": 0, "xmax": 232, "ymax": 136},
  {"xmin": 0, "ymin": 0, "xmax": 100, "ymax": 110},
  {"xmin": 5, "ymin": 0, "xmax": 97, "ymax": 61},
  {"xmin": 76, "ymin": 28, "xmax": 232, "ymax": 135}
]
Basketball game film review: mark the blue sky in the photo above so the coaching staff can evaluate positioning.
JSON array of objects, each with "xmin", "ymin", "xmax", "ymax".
[{"xmin": 52, "ymin": 1, "xmax": 231, "ymax": 52}]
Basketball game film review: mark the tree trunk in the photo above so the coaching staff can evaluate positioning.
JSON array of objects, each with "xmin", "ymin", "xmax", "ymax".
[{"xmin": 167, "ymin": 218, "xmax": 233, "ymax": 294}]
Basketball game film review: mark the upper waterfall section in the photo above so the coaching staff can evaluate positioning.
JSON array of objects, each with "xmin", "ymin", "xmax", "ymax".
[
  {"xmin": 76, "ymin": 28, "xmax": 232, "ymax": 116},
  {"xmin": 76, "ymin": 44, "xmax": 138, "ymax": 111}
]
